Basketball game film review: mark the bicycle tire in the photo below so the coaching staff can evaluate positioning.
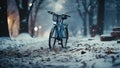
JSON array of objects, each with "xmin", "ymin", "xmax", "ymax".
[
  {"xmin": 61, "ymin": 26, "xmax": 68, "ymax": 48},
  {"xmin": 49, "ymin": 26, "xmax": 57, "ymax": 49}
]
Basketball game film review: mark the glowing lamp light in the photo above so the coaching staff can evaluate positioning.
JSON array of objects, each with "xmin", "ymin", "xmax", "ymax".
[
  {"xmin": 29, "ymin": 3, "xmax": 32, "ymax": 7},
  {"xmin": 38, "ymin": 25, "xmax": 42, "ymax": 29},
  {"xmin": 34, "ymin": 26, "xmax": 38, "ymax": 31},
  {"xmin": 55, "ymin": 3, "xmax": 63, "ymax": 12},
  {"xmin": 92, "ymin": 29, "xmax": 95, "ymax": 32}
]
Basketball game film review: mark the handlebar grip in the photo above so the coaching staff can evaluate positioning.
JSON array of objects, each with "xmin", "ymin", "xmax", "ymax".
[
  {"xmin": 62, "ymin": 14, "xmax": 71, "ymax": 17},
  {"xmin": 48, "ymin": 11, "xmax": 54, "ymax": 14},
  {"xmin": 67, "ymin": 15, "xmax": 71, "ymax": 17}
]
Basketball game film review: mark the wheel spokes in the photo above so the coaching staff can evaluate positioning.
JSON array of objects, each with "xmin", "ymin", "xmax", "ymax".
[
  {"xmin": 61, "ymin": 28, "xmax": 68, "ymax": 48},
  {"xmin": 49, "ymin": 27, "xmax": 57, "ymax": 49}
]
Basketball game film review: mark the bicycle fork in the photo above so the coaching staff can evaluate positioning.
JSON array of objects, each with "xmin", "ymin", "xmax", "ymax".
[{"xmin": 56, "ymin": 24, "xmax": 64, "ymax": 40}]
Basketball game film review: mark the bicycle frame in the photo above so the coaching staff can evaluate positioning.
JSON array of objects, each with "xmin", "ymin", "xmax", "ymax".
[
  {"xmin": 48, "ymin": 11, "xmax": 70, "ymax": 49},
  {"xmin": 55, "ymin": 17, "xmax": 64, "ymax": 40},
  {"xmin": 48, "ymin": 11, "xmax": 70, "ymax": 40}
]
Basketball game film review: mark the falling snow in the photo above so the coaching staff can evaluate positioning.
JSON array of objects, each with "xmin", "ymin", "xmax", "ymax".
[{"xmin": 1, "ymin": 0, "xmax": 120, "ymax": 67}]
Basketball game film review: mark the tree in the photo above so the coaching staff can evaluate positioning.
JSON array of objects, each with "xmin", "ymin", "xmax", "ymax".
[
  {"xmin": 87, "ymin": 0, "xmax": 97, "ymax": 36},
  {"xmin": 29, "ymin": 0, "xmax": 43, "ymax": 37},
  {"xmin": 76, "ymin": 0, "xmax": 87, "ymax": 36},
  {"xmin": 97, "ymin": 0, "xmax": 105, "ymax": 35},
  {"xmin": 0, "ymin": 0, "xmax": 9, "ymax": 37},
  {"xmin": 116, "ymin": 0, "xmax": 120, "ymax": 27},
  {"xmin": 15, "ymin": 0, "xmax": 36, "ymax": 33},
  {"xmin": 76, "ymin": 0, "xmax": 97, "ymax": 36}
]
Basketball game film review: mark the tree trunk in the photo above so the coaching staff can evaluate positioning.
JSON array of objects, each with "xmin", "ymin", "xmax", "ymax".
[
  {"xmin": 0, "ymin": 0, "xmax": 9, "ymax": 37},
  {"xmin": 19, "ymin": 9, "xmax": 29, "ymax": 33},
  {"xmin": 76, "ymin": 0, "xmax": 87, "ymax": 36},
  {"xmin": 97, "ymin": 0, "xmax": 105, "ymax": 35},
  {"xmin": 15, "ymin": 0, "xmax": 38, "ymax": 34},
  {"xmin": 83, "ymin": 12, "xmax": 87, "ymax": 36},
  {"xmin": 19, "ymin": 0, "xmax": 29, "ymax": 33},
  {"xmin": 29, "ymin": 0, "xmax": 43, "ymax": 37},
  {"xmin": 116, "ymin": 0, "xmax": 120, "ymax": 27},
  {"xmin": 89, "ymin": 8, "xmax": 94, "ymax": 36},
  {"xmin": 29, "ymin": 13, "xmax": 35, "ymax": 37}
]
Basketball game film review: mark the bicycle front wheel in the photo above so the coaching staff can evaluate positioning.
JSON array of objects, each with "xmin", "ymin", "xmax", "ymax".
[{"xmin": 49, "ymin": 26, "xmax": 57, "ymax": 49}]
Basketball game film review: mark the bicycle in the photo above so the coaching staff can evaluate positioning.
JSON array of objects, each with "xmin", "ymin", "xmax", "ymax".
[{"xmin": 48, "ymin": 11, "xmax": 70, "ymax": 49}]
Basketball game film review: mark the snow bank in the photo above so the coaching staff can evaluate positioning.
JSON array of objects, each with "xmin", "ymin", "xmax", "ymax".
[
  {"xmin": 12, "ymin": 33, "xmax": 32, "ymax": 40},
  {"xmin": 0, "ymin": 35, "xmax": 120, "ymax": 68},
  {"xmin": 0, "ymin": 33, "xmax": 48, "ymax": 50}
]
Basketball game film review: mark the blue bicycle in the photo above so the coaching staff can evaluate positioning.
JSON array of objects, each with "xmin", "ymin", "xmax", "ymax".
[{"xmin": 48, "ymin": 11, "xmax": 70, "ymax": 49}]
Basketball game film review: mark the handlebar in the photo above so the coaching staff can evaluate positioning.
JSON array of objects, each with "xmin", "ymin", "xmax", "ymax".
[
  {"xmin": 62, "ymin": 14, "xmax": 71, "ymax": 17},
  {"xmin": 48, "ymin": 11, "xmax": 55, "ymax": 14},
  {"xmin": 48, "ymin": 11, "xmax": 71, "ymax": 17}
]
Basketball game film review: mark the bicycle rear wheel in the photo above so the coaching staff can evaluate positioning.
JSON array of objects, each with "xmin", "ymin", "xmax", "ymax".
[
  {"xmin": 49, "ymin": 26, "xmax": 57, "ymax": 49},
  {"xmin": 61, "ymin": 27, "xmax": 68, "ymax": 48}
]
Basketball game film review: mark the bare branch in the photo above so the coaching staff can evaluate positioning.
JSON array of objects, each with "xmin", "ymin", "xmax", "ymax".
[
  {"xmin": 35, "ymin": 0, "xmax": 43, "ymax": 13},
  {"xmin": 34, "ymin": 0, "xmax": 43, "ymax": 23},
  {"xmin": 29, "ymin": 0, "xmax": 37, "ymax": 13},
  {"xmin": 82, "ymin": 0, "xmax": 90, "ymax": 14},
  {"xmin": 76, "ymin": 0, "xmax": 84, "ymax": 21},
  {"xmin": 88, "ymin": 0, "xmax": 97, "ymax": 10},
  {"xmin": 92, "ymin": 0, "xmax": 97, "ymax": 9},
  {"xmin": 15, "ymin": 0, "xmax": 20, "ymax": 9}
]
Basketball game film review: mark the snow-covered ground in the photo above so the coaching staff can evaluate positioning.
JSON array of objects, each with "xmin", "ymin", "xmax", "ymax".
[{"xmin": 0, "ymin": 33, "xmax": 120, "ymax": 68}]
